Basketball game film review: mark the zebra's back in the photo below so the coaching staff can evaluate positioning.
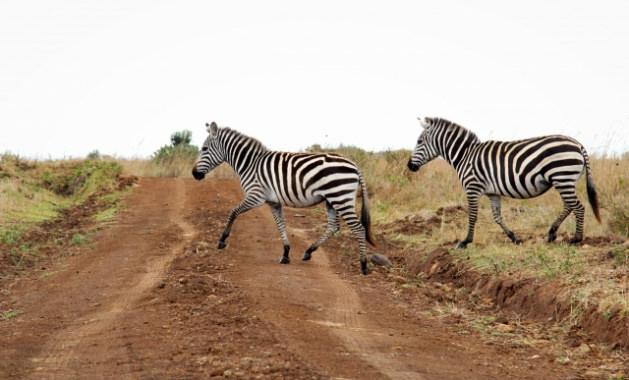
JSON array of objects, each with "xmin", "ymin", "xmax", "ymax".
[
  {"xmin": 469, "ymin": 135, "xmax": 586, "ymax": 199},
  {"xmin": 255, "ymin": 152, "xmax": 360, "ymax": 207}
]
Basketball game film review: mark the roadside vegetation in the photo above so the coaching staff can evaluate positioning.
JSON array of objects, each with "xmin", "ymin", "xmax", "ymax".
[
  {"xmin": 320, "ymin": 146, "xmax": 627, "ymax": 317},
  {"xmin": 120, "ymin": 130, "xmax": 234, "ymax": 178},
  {"xmin": 0, "ymin": 154, "xmax": 133, "ymax": 276},
  {"xmin": 119, "ymin": 132, "xmax": 626, "ymax": 323}
]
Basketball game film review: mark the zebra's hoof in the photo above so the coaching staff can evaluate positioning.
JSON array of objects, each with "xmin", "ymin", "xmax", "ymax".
[
  {"xmin": 547, "ymin": 233, "xmax": 557, "ymax": 243},
  {"xmin": 513, "ymin": 238, "xmax": 523, "ymax": 245},
  {"xmin": 279, "ymin": 256, "xmax": 290, "ymax": 264},
  {"xmin": 360, "ymin": 260, "xmax": 369, "ymax": 275},
  {"xmin": 455, "ymin": 241, "xmax": 468, "ymax": 249},
  {"xmin": 302, "ymin": 246, "xmax": 316, "ymax": 261},
  {"xmin": 568, "ymin": 237, "xmax": 583, "ymax": 245},
  {"xmin": 217, "ymin": 241, "xmax": 227, "ymax": 250}
]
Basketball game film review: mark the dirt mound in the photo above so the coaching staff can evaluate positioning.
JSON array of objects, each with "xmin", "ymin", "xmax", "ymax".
[
  {"xmin": 581, "ymin": 235, "xmax": 627, "ymax": 247},
  {"xmin": 436, "ymin": 205, "xmax": 466, "ymax": 216},
  {"xmin": 383, "ymin": 205, "xmax": 466, "ymax": 236},
  {"xmin": 148, "ymin": 239, "xmax": 325, "ymax": 378},
  {"xmin": 392, "ymin": 214, "xmax": 442, "ymax": 235},
  {"xmin": 415, "ymin": 248, "xmax": 628, "ymax": 349}
]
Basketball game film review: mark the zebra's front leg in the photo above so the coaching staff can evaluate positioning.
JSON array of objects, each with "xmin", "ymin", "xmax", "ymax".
[
  {"xmin": 457, "ymin": 192, "xmax": 480, "ymax": 249},
  {"xmin": 218, "ymin": 195, "xmax": 265, "ymax": 249},
  {"xmin": 303, "ymin": 202, "xmax": 339, "ymax": 261},
  {"xmin": 268, "ymin": 203, "xmax": 291, "ymax": 264},
  {"xmin": 489, "ymin": 195, "xmax": 522, "ymax": 244}
]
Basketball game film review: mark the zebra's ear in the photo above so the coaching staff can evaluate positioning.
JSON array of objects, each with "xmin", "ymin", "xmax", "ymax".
[
  {"xmin": 417, "ymin": 117, "xmax": 429, "ymax": 129},
  {"xmin": 206, "ymin": 121, "xmax": 218, "ymax": 137}
]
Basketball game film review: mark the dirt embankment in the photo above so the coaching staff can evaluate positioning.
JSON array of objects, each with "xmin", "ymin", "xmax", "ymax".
[
  {"xmin": 373, "ymin": 204, "xmax": 627, "ymax": 349},
  {"xmin": 0, "ymin": 178, "xmax": 619, "ymax": 379},
  {"xmin": 415, "ymin": 248, "xmax": 628, "ymax": 349}
]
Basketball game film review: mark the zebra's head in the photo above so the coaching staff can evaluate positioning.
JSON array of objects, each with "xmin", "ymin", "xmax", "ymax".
[
  {"xmin": 407, "ymin": 117, "xmax": 439, "ymax": 172},
  {"xmin": 192, "ymin": 122, "xmax": 223, "ymax": 180}
]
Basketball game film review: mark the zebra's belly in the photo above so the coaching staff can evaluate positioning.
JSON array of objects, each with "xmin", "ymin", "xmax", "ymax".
[
  {"xmin": 283, "ymin": 196, "xmax": 324, "ymax": 208},
  {"xmin": 487, "ymin": 174, "xmax": 551, "ymax": 199},
  {"xmin": 265, "ymin": 190, "xmax": 323, "ymax": 208}
]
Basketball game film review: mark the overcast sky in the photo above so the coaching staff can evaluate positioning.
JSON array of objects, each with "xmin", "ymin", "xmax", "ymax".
[{"xmin": 0, "ymin": 1, "xmax": 627, "ymax": 159}]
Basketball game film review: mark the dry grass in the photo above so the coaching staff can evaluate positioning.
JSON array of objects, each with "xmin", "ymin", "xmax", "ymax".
[
  {"xmin": 322, "ymin": 146, "xmax": 628, "ymax": 315},
  {"xmin": 120, "ymin": 147, "xmax": 627, "ymax": 315},
  {"xmin": 118, "ymin": 157, "xmax": 236, "ymax": 179}
]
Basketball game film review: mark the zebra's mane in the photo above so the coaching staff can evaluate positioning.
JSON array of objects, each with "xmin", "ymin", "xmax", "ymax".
[
  {"xmin": 219, "ymin": 127, "xmax": 268, "ymax": 152},
  {"xmin": 427, "ymin": 117, "xmax": 481, "ymax": 144}
]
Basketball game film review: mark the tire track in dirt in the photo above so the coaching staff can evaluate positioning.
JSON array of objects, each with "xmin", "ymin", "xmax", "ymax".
[
  {"xmin": 2, "ymin": 178, "xmax": 194, "ymax": 379},
  {"xmin": 1, "ymin": 178, "xmax": 576, "ymax": 379},
  {"xmin": 28, "ymin": 178, "xmax": 193, "ymax": 378},
  {"xmin": 213, "ymin": 179, "xmax": 571, "ymax": 380},
  {"xmin": 290, "ymin": 228, "xmax": 422, "ymax": 380}
]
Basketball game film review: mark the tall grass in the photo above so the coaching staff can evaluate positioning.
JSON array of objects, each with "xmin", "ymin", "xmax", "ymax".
[
  {"xmin": 119, "ymin": 129, "xmax": 237, "ymax": 179},
  {"xmin": 323, "ymin": 147, "xmax": 628, "ymax": 241},
  {"xmin": 321, "ymin": 146, "xmax": 628, "ymax": 314}
]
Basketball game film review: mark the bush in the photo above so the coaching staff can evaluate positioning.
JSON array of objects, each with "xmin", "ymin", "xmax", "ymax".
[
  {"xmin": 152, "ymin": 130, "xmax": 198, "ymax": 164},
  {"xmin": 147, "ymin": 130, "xmax": 199, "ymax": 177},
  {"xmin": 170, "ymin": 130, "xmax": 193, "ymax": 146},
  {"xmin": 87, "ymin": 150, "xmax": 101, "ymax": 160}
]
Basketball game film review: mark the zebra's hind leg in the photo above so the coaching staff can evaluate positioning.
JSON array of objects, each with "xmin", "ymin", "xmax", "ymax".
[
  {"xmin": 303, "ymin": 202, "xmax": 339, "ymax": 261},
  {"xmin": 268, "ymin": 203, "xmax": 291, "ymax": 264},
  {"xmin": 549, "ymin": 183, "xmax": 585, "ymax": 244},
  {"xmin": 333, "ymin": 204, "xmax": 369, "ymax": 275},
  {"xmin": 547, "ymin": 208, "xmax": 571, "ymax": 242},
  {"xmin": 489, "ymin": 195, "xmax": 522, "ymax": 244},
  {"xmin": 457, "ymin": 192, "xmax": 481, "ymax": 249}
]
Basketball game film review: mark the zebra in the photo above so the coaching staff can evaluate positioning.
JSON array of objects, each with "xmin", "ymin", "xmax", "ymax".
[
  {"xmin": 191, "ymin": 122, "xmax": 376, "ymax": 275},
  {"xmin": 407, "ymin": 117, "xmax": 601, "ymax": 248}
]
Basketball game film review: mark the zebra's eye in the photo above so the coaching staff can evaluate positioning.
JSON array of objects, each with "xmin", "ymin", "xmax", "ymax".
[{"xmin": 201, "ymin": 146, "xmax": 208, "ymax": 152}]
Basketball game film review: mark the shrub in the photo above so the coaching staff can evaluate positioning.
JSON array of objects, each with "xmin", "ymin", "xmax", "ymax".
[{"xmin": 152, "ymin": 130, "xmax": 198, "ymax": 164}]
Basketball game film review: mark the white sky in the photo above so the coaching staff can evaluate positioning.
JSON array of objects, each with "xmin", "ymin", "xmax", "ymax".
[{"xmin": 0, "ymin": 1, "xmax": 627, "ymax": 159}]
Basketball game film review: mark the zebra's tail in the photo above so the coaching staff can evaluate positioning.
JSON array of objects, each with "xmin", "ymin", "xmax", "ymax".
[
  {"xmin": 581, "ymin": 146, "xmax": 602, "ymax": 223},
  {"xmin": 358, "ymin": 170, "xmax": 376, "ymax": 247}
]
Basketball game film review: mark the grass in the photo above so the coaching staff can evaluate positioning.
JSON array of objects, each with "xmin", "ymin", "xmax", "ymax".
[
  {"xmin": 0, "ymin": 154, "xmax": 128, "ymax": 273},
  {"xmin": 116, "ymin": 144, "xmax": 628, "ymax": 318},
  {"xmin": 0, "ymin": 309, "xmax": 20, "ymax": 321},
  {"xmin": 317, "ymin": 146, "xmax": 628, "ymax": 317},
  {"xmin": 119, "ymin": 156, "xmax": 236, "ymax": 179},
  {"xmin": 71, "ymin": 233, "xmax": 89, "ymax": 246}
]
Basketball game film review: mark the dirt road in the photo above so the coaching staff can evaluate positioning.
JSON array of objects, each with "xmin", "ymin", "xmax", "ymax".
[{"xmin": 1, "ymin": 178, "xmax": 575, "ymax": 379}]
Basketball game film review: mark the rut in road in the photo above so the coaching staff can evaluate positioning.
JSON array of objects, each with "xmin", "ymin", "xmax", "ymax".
[
  {"xmin": 206, "ymin": 179, "xmax": 570, "ymax": 380},
  {"xmin": 1, "ymin": 178, "xmax": 574, "ymax": 380},
  {"xmin": 21, "ymin": 179, "xmax": 194, "ymax": 379}
]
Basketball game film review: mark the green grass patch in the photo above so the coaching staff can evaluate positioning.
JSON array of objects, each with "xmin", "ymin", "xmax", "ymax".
[
  {"xmin": 0, "ymin": 227, "xmax": 23, "ymax": 245},
  {"xmin": 0, "ymin": 309, "xmax": 20, "ymax": 321},
  {"xmin": 1, "ymin": 155, "xmax": 130, "ymax": 274},
  {"xmin": 71, "ymin": 233, "xmax": 89, "ymax": 246},
  {"xmin": 93, "ymin": 207, "xmax": 118, "ymax": 223},
  {"xmin": 450, "ymin": 244, "xmax": 586, "ymax": 280}
]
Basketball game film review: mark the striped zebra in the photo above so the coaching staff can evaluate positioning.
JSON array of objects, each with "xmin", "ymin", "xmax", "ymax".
[
  {"xmin": 407, "ymin": 117, "xmax": 601, "ymax": 248},
  {"xmin": 192, "ymin": 122, "xmax": 376, "ymax": 275}
]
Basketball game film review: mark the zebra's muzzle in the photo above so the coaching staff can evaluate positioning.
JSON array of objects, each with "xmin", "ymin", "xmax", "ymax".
[
  {"xmin": 407, "ymin": 160, "xmax": 420, "ymax": 172},
  {"xmin": 192, "ymin": 168, "xmax": 206, "ymax": 180}
]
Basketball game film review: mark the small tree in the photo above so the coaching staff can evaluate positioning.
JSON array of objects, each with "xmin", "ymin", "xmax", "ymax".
[
  {"xmin": 170, "ymin": 130, "xmax": 192, "ymax": 147},
  {"xmin": 152, "ymin": 130, "xmax": 198, "ymax": 164}
]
